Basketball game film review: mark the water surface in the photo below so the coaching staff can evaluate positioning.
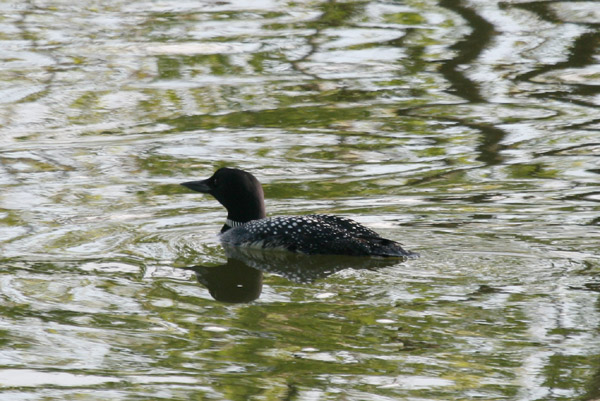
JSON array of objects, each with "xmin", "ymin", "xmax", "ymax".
[{"xmin": 1, "ymin": 0, "xmax": 600, "ymax": 400}]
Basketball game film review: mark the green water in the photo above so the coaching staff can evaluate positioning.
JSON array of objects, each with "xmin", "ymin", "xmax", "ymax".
[{"xmin": 1, "ymin": 0, "xmax": 600, "ymax": 400}]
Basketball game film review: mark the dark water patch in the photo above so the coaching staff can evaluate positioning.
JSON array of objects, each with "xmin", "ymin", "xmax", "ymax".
[{"xmin": 438, "ymin": 0, "xmax": 496, "ymax": 103}]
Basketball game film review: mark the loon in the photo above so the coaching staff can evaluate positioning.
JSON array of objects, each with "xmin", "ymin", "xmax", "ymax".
[{"xmin": 181, "ymin": 167, "xmax": 416, "ymax": 258}]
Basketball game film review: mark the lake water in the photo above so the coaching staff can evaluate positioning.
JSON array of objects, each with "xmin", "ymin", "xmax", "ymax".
[{"xmin": 1, "ymin": 0, "xmax": 599, "ymax": 400}]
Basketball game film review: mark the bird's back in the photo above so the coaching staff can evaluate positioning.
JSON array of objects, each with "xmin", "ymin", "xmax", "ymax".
[{"xmin": 220, "ymin": 214, "xmax": 414, "ymax": 257}]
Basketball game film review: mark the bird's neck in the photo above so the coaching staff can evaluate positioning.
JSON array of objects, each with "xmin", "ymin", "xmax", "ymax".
[
  {"xmin": 221, "ymin": 199, "xmax": 266, "ymax": 233},
  {"xmin": 221, "ymin": 218, "xmax": 246, "ymax": 233}
]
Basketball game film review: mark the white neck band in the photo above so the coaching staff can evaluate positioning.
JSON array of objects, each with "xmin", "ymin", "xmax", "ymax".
[{"xmin": 225, "ymin": 218, "xmax": 246, "ymax": 228}]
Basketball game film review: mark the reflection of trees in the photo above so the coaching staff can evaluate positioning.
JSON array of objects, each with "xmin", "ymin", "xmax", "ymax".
[
  {"xmin": 396, "ymin": 0, "xmax": 508, "ymax": 166},
  {"xmin": 438, "ymin": 0, "xmax": 495, "ymax": 103},
  {"xmin": 512, "ymin": 2, "xmax": 600, "ymax": 131}
]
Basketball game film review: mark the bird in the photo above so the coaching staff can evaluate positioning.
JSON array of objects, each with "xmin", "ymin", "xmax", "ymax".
[{"xmin": 181, "ymin": 167, "xmax": 416, "ymax": 258}]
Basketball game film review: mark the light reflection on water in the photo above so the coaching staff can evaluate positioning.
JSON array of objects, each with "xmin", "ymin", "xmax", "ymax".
[{"xmin": 1, "ymin": 0, "xmax": 600, "ymax": 399}]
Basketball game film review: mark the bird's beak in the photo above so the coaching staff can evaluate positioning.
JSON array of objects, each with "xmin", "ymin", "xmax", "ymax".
[{"xmin": 180, "ymin": 179, "xmax": 212, "ymax": 193}]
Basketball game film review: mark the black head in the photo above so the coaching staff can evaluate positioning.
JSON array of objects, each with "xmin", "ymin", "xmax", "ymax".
[{"xmin": 181, "ymin": 168, "xmax": 266, "ymax": 227}]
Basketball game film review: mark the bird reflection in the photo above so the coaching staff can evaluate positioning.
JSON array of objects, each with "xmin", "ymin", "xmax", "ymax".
[
  {"xmin": 184, "ymin": 246, "xmax": 406, "ymax": 303},
  {"xmin": 185, "ymin": 259, "xmax": 263, "ymax": 303}
]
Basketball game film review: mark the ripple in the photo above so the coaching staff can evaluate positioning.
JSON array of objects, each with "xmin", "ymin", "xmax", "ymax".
[{"xmin": 0, "ymin": 369, "xmax": 120, "ymax": 387}]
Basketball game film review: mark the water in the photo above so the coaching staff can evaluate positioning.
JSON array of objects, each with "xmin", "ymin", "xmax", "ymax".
[{"xmin": 1, "ymin": 0, "xmax": 599, "ymax": 399}]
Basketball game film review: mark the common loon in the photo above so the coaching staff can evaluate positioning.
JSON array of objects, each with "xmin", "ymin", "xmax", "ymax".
[{"xmin": 181, "ymin": 167, "xmax": 416, "ymax": 258}]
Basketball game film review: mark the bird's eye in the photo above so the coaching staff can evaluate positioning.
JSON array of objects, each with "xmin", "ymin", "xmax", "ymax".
[{"xmin": 213, "ymin": 178, "xmax": 218, "ymax": 187}]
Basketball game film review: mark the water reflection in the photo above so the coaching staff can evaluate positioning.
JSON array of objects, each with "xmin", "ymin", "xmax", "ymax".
[
  {"xmin": 185, "ymin": 259, "xmax": 263, "ymax": 303},
  {"xmin": 186, "ymin": 246, "xmax": 405, "ymax": 303}
]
